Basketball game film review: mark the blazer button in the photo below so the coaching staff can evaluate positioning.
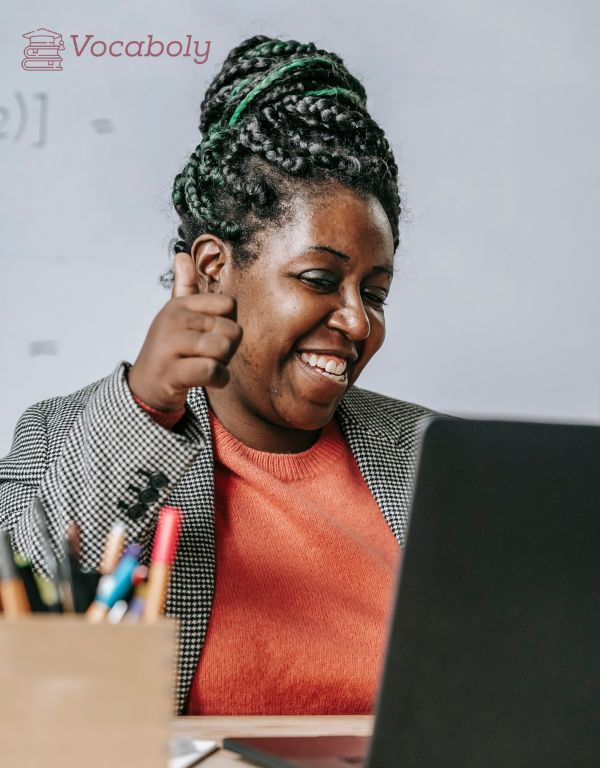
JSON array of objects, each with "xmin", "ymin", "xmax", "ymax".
[
  {"xmin": 126, "ymin": 502, "xmax": 146, "ymax": 521},
  {"xmin": 139, "ymin": 487, "xmax": 159, "ymax": 505},
  {"xmin": 149, "ymin": 471, "xmax": 168, "ymax": 489},
  {"xmin": 137, "ymin": 469, "xmax": 168, "ymax": 489}
]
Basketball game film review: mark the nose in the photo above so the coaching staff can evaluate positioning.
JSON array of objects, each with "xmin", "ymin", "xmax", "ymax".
[{"xmin": 326, "ymin": 289, "xmax": 371, "ymax": 341}]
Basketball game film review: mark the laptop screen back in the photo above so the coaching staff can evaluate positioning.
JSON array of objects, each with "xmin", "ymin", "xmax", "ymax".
[{"xmin": 368, "ymin": 417, "xmax": 600, "ymax": 768}]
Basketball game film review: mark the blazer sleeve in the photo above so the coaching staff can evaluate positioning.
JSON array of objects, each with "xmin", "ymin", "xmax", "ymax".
[{"xmin": 0, "ymin": 360, "xmax": 208, "ymax": 572}]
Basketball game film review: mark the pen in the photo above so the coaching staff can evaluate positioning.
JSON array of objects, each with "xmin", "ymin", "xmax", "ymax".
[
  {"xmin": 34, "ymin": 573, "xmax": 62, "ymax": 612},
  {"xmin": 0, "ymin": 530, "xmax": 31, "ymax": 618},
  {"xmin": 132, "ymin": 564, "xmax": 148, "ymax": 586},
  {"xmin": 107, "ymin": 599, "xmax": 129, "ymax": 624},
  {"xmin": 77, "ymin": 570, "xmax": 102, "ymax": 613},
  {"xmin": 143, "ymin": 505, "xmax": 183, "ymax": 623},
  {"xmin": 34, "ymin": 498, "xmax": 76, "ymax": 611},
  {"xmin": 32, "ymin": 497, "xmax": 62, "ymax": 609},
  {"xmin": 63, "ymin": 521, "xmax": 99, "ymax": 613},
  {"xmin": 100, "ymin": 521, "xmax": 126, "ymax": 575},
  {"xmin": 126, "ymin": 582, "xmax": 148, "ymax": 623},
  {"xmin": 86, "ymin": 544, "xmax": 142, "ymax": 623},
  {"xmin": 13, "ymin": 553, "xmax": 47, "ymax": 612},
  {"xmin": 57, "ymin": 537, "xmax": 76, "ymax": 613},
  {"xmin": 67, "ymin": 521, "xmax": 81, "ymax": 561}
]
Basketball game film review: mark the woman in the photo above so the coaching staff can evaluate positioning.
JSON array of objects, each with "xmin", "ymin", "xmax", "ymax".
[{"xmin": 0, "ymin": 35, "xmax": 434, "ymax": 715}]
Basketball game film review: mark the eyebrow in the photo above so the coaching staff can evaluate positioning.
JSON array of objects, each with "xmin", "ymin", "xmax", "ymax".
[{"xmin": 309, "ymin": 244, "xmax": 394, "ymax": 277}]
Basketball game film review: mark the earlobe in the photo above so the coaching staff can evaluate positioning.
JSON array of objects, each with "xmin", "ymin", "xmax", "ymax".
[{"xmin": 191, "ymin": 234, "xmax": 228, "ymax": 292}]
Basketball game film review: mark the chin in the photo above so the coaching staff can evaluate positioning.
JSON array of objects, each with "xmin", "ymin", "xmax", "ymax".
[{"xmin": 280, "ymin": 400, "xmax": 339, "ymax": 431}]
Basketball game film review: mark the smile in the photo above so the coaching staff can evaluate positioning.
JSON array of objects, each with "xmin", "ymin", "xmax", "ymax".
[{"xmin": 297, "ymin": 352, "xmax": 348, "ymax": 386}]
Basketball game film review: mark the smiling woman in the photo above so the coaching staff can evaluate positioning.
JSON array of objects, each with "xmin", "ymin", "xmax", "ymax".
[
  {"xmin": 146, "ymin": 185, "xmax": 395, "ymax": 451},
  {"xmin": 0, "ymin": 34, "xmax": 435, "ymax": 716}
]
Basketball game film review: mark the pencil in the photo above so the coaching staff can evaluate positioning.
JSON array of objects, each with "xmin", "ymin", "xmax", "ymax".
[{"xmin": 99, "ymin": 521, "xmax": 126, "ymax": 575}]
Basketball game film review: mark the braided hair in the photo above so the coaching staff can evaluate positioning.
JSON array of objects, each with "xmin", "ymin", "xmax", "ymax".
[{"xmin": 160, "ymin": 35, "xmax": 401, "ymax": 289}]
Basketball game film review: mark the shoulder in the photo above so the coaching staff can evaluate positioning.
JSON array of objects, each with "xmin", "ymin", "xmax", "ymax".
[
  {"xmin": 12, "ymin": 363, "xmax": 123, "ymax": 441},
  {"xmin": 3, "ymin": 366, "xmax": 120, "ymax": 465},
  {"xmin": 337, "ymin": 385, "xmax": 440, "ymax": 453},
  {"xmin": 30, "ymin": 372, "xmax": 111, "ymax": 419}
]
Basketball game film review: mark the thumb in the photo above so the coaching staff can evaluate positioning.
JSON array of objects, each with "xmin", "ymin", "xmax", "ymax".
[{"xmin": 171, "ymin": 251, "xmax": 199, "ymax": 298}]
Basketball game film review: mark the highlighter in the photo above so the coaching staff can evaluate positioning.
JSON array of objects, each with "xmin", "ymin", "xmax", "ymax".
[
  {"xmin": 86, "ymin": 544, "xmax": 141, "ymax": 624},
  {"xmin": 143, "ymin": 506, "xmax": 183, "ymax": 623}
]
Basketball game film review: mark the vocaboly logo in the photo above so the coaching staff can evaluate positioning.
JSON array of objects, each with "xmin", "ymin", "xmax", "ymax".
[
  {"xmin": 22, "ymin": 28, "xmax": 65, "ymax": 72},
  {"xmin": 22, "ymin": 28, "xmax": 212, "ymax": 71}
]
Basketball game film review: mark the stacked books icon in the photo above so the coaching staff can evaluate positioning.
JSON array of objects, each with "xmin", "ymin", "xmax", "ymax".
[{"xmin": 22, "ymin": 28, "xmax": 65, "ymax": 71}]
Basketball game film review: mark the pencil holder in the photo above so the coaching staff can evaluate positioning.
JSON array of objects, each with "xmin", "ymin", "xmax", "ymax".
[{"xmin": 0, "ymin": 616, "xmax": 176, "ymax": 768}]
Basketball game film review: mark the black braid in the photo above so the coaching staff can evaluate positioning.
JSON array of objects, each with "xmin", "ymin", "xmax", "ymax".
[{"xmin": 161, "ymin": 35, "xmax": 401, "ymax": 289}]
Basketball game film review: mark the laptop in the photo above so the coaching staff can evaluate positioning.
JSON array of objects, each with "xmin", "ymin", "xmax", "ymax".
[{"xmin": 224, "ymin": 416, "xmax": 600, "ymax": 767}]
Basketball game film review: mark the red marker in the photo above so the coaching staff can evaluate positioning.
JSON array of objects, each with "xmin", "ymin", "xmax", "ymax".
[{"xmin": 143, "ymin": 506, "xmax": 182, "ymax": 623}]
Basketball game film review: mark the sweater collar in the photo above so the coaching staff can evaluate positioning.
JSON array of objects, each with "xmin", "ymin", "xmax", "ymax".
[{"xmin": 185, "ymin": 385, "xmax": 401, "ymax": 450}]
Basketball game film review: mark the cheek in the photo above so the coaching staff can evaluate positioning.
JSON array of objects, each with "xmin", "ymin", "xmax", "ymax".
[
  {"xmin": 365, "ymin": 313, "xmax": 386, "ymax": 357},
  {"xmin": 234, "ymin": 289, "xmax": 297, "ymax": 370},
  {"xmin": 371, "ymin": 305, "xmax": 386, "ymax": 334}
]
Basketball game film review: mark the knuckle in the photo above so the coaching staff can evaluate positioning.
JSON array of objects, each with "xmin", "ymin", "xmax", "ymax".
[
  {"xmin": 203, "ymin": 357, "xmax": 220, "ymax": 377},
  {"xmin": 204, "ymin": 359, "xmax": 228, "ymax": 386},
  {"xmin": 217, "ymin": 334, "xmax": 233, "ymax": 356}
]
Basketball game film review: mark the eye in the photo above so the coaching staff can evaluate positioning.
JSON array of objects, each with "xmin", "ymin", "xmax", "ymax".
[
  {"xmin": 299, "ymin": 270, "xmax": 338, "ymax": 292},
  {"xmin": 362, "ymin": 289, "xmax": 388, "ymax": 308},
  {"xmin": 298, "ymin": 270, "xmax": 388, "ymax": 307}
]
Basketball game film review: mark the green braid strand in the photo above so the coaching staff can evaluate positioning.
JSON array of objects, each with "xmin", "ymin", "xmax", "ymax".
[{"xmin": 228, "ymin": 56, "xmax": 343, "ymax": 127}]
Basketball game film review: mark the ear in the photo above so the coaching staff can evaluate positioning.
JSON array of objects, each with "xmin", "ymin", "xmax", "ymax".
[{"xmin": 191, "ymin": 234, "xmax": 230, "ymax": 293}]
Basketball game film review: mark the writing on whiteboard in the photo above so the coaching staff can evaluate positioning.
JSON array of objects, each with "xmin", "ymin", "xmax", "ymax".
[{"xmin": 0, "ymin": 92, "xmax": 48, "ymax": 147}]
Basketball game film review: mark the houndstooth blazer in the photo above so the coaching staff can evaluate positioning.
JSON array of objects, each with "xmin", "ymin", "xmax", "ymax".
[{"xmin": 0, "ymin": 360, "xmax": 435, "ymax": 714}]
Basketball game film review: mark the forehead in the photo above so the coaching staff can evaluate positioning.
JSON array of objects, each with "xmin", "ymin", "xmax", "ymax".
[{"xmin": 263, "ymin": 183, "xmax": 395, "ymax": 265}]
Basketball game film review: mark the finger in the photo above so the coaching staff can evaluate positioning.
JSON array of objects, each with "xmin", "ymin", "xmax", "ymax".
[
  {"xmin": 177, "ymin": 311, "xmax": 243, "ymax": 346},
  {"xmin": 173, "ymin": 356, "xmax": 231, "ymax": 390},
  {"xmin": 174, "ymin": 331, "xmax": 240, "ymax": 365},
  {"xmin": 177, "ymin": 292, "xmax": 237, "ymax": 320},
  {"xmin": 171, "ymin": 252, "xmax": 200, "ymax": 298}
]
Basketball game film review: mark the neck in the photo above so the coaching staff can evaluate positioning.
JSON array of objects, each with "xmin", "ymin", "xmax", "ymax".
[{"xmin": 205, "ymin": 390, "xmax": 322, "ymax": 453}]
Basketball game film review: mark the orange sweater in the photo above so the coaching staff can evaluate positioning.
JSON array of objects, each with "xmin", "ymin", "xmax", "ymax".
[{"xmin": 132, "ymin": 392, "xmax": 401, "ymax": 715}]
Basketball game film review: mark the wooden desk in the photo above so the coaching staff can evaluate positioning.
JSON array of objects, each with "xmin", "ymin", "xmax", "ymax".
[{"xmin": 172, "ymin": 716, "xmax": 374, "ymax": 767}]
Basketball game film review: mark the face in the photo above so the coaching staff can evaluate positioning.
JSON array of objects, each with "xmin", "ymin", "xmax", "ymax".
[{"xmin": 200, "ymin": 183, "xmax": 394, "ymax": 443}]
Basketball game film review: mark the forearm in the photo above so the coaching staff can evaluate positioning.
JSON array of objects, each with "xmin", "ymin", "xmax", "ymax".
[{"xmin": 0, "ymin": 361, "xmax": 207, "ymax": 573}]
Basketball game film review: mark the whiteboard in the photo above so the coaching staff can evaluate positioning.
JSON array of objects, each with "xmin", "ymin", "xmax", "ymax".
[{"xmin": 2, "ymin": 0, "xmax": 600, "ymax": 453}]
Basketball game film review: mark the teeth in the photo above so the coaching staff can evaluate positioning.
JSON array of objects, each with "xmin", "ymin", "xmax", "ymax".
[{"xmin": 300, "ymin": 352, "xmax": 348, "ymax": 377}]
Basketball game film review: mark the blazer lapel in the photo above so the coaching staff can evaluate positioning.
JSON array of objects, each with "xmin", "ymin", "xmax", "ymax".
[
  {"xmin": 336, "ymin": 387, "xmax": 419, "ymax": 546},
  {"xmin": 164, "ymin": 385, "xmax": 216, "ymax": 714}
]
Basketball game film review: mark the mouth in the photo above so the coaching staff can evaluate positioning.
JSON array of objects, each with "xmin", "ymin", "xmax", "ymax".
[{"xmin": 295, "ymin": 351, "xmax": 349, "ymax": 389}]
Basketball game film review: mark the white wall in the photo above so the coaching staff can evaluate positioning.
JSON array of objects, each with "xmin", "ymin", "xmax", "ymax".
[{"xmin": 2, "ymin": 0, "xmax": 599, "ymax": 453}]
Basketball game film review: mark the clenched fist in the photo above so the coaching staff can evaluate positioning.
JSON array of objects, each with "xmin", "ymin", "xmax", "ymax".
[{"xmin": 127, "ymin": 251, "xmax": 243, "ymax": 412}]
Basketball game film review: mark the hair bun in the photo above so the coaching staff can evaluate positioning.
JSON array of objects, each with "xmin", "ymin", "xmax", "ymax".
[{"xmin": 160, "ymin": 35, "xmax": 400, "ymax": 289}]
